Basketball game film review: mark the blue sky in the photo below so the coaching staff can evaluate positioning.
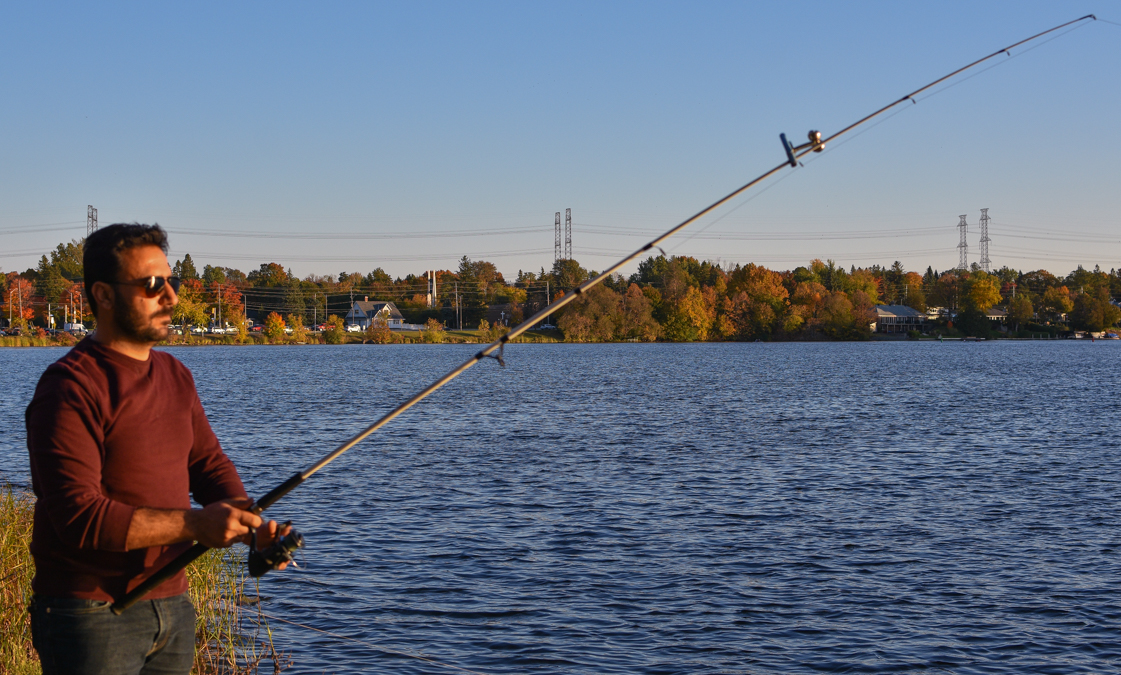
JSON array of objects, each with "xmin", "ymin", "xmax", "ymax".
[{"xmin": 1, "ymin": 2, "xmax": 1118, "ymax": 280}]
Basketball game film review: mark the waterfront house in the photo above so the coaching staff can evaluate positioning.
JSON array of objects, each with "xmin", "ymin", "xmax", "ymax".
[
  {"xmin": 346, "ymin": 299, "xmax": 405, "ymax": 329},
  {"xmin": 873, "ymin": 304, "xmax": 927, "ymax": 334}
]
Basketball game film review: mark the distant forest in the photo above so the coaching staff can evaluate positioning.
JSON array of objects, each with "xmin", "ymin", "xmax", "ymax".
[{"xmin": 5, "ymin": 238, "xmax": 1121, "ymax": 341}]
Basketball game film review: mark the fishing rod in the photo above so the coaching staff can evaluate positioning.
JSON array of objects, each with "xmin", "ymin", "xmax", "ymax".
[{"xmin": 112, "ymin": 14, "xmax": 1097, "ymax": 614}]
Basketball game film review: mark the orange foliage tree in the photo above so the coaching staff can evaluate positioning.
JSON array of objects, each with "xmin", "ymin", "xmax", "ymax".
[
  {"xmin": 4, "ymin": 277, "xmax": 35, "ymax": 328},
  {"xmin": 263, "ymin": 312, "xmax": 287, "ymax": 342}
]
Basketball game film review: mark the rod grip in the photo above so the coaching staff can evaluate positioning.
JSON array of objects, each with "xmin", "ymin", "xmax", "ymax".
[
  {"xmin": 110, "ymin": 543, "xmax": 209, "ymax": 615},
  {"xmin": 253, "ymin": 473, "xmax": 305, "ymax": 513}
]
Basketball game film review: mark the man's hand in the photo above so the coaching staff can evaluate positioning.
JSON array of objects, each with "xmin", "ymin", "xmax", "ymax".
[
  {"xmin": 254, "ymin": 519, "xmax": 294, "ymax": 571},
  {"xmin": 187, "ymin": 498, "xmax": 263, "ymax": 548},
  {"xmin": 125, "ymin": 498, "xmax": 262, "ymax": 551}
]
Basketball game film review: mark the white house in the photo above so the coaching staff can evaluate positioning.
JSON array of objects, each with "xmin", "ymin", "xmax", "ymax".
[{"xmin": 346, "ymin": 299, "xmax": 405, "ymax": 329}]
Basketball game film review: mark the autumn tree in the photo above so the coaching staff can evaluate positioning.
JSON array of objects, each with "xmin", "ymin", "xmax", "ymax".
[
  {"xmin": 964, "ymin": 271, "xmax": 1002, "ymax": 312},
  {"xmin": 263, "ymin": 312, "xmax": 287, "ymax": 342},
  {"xmin": 1007, "ymin": 296, "xmax": 1034, "ymax": 331},
  {"xmin": 173, "ymin": 278, "xmax": 209, "ymax": 331},
  {"xmin": 902, "ymin": 271, "xmax": 926, "ymax": 312},
  {"xmin": 210, "ymin": 282, "xmax": 244, "ymax": 328},
  {"xmin": 1041, "ymin": 286, "xmax": 1074, "ymax": 322},
  {"xmin": 364, "ymin": 314, "xmax": 397, "ymax": 344},
  {"xmin": 727, "ymin": 264, "xmax": 789, "ymax": 340},
  {"xmin": 4, "ymin": 277, "xmax": 35, "ymax": 330},
  {"xmin": 421, "ymin": 318, "xmax": 447, "ymax": 343},
  {"xmin": 558, "ymin": 285, "xmax": 621, "ymax": 342},
  {"xmin": 287, "ymin": 314, "xmax": 308, "ymax": 342},
  {"xmin": 1070, "ymin": 289, "xmax": 1121, "ymax": 332},
  {"xmin": 619, "ymin": 283, "xmax": 660, "ymax": 341},
  {"xmin": 928, "ymin": 272, "xmax": 963, "ymax": 310},
  {"xmin": 249, "ymin": 263, "xmax": 290, "ymax": 287},
  {"xmin": 661, "ymin": 286, "xmax": 714, "ymax": 342},
  {"xmin": 202, "ymin": 265, "xmax": 227, "ymax": 285}
]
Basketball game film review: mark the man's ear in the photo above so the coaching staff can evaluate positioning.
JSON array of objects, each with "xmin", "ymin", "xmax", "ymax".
[{"xmin": 90, "ymin": 281, "xmax": 115, "ymax": 316}]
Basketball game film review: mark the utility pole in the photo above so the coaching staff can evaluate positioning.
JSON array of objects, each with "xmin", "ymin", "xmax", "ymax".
[
  {"xmin": 454, "ymin": 281, "xmax": 460, "ymax": 330},
  {"xmin": 565, "ymin": 208, "xmax": 572, "ymax": 260},
  {"xmin": 978, "ymin": 207, "xmax": 991, "ymax": 273},
  {"xmin": 957, "ymin": 215, "xmax": 969, "ymax": 271},
  {"xmin": 554, "ymin": 212, "xmax": 562, "ymax": 263},
  {"xmin": 87, "ymin": 206, "xmax": 98, "ymax": 237}
]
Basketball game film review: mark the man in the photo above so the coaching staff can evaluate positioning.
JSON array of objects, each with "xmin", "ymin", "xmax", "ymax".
[{"xmin": 26, "ymin": 223, "xmax": 286, "ymax": 675}]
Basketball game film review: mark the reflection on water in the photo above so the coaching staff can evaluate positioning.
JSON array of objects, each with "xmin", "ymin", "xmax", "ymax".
[{"xmin": 3, "ymin": 342, "xmax": 1120, "ymax": 673}]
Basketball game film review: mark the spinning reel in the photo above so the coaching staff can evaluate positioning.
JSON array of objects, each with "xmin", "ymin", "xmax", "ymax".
[{"xmin": 248, "ymin": 521, "xmax": 304, "ymax": 577}]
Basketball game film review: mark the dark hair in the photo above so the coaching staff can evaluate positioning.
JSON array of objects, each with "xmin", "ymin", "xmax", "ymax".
[{"xmin": 84, "ymin": 223, "xmax": 169, "ymax": 316}]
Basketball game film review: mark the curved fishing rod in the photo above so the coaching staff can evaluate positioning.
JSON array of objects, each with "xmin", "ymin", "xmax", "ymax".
[{"xmin": 112, "ymin": 13, "xmax": 1096, "ymax": 614}]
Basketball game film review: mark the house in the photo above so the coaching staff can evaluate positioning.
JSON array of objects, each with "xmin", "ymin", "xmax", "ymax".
[
  {"xmin": 873, "ymin": 304, "xmax": 927, "ymax": 334},
  {"xmin": 346, "ymin": 299, "xmax": 405, "ymax": 329},
  {"xmin": 986, "ymin": 306, "xmax": 1009, "ymax": 332}
]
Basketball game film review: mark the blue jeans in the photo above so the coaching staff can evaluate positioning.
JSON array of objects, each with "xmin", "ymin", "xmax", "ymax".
[{"xmin": 30, "ymin": 593, "xmax": 196, "ymax": 675}]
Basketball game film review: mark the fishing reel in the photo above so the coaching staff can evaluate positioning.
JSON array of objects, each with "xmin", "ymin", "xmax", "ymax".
[
  {"xmin": 780, "ymin": 129, "xmax": 826, "ymax": 167},
  {"xmin": 248, "ymin": 520, "xmax": 304, "ymax": 577}
]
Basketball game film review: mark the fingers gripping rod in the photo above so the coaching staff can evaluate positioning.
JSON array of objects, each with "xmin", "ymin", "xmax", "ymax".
[{"xmin": 110, "ymin": 14, "xmax": 1096, "ymax": 615}]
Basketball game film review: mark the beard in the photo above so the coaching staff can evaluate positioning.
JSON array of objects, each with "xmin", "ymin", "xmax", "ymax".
[{"xmin": 113, "ymin": 300, "xmax": 172, "ymax": 343}]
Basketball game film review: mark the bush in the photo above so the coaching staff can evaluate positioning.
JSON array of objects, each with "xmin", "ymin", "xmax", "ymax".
[
  {"xmin": 323, "ymin": 315, "xmax": 346, "ymax": 344},
  {"xmin": 421, "ymin": 318, "xmax": 447, "ymax": 344},
  {"xmin": 364, "ymin": 318, "xmax": 396, "ymax": 344}
]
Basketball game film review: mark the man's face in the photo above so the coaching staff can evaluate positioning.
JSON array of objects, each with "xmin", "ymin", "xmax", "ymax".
[{"xmin": 109, "ymin": 245, "xmax": 179, "ymax": 343}]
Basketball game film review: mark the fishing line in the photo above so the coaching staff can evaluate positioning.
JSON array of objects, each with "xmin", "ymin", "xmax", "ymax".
[
  {"xmin": 257, "ymin": 611, "xmax": 492, "ymax": 675},
  {"xmin": 111, "ymin": 14, "xmax": 1098, "ymax": 617},
  {"xmin": 909, "ymin": 21, "xmax": 1094, "ymax": 104},
  {"xmin": 670, "ymin": 19, "xmax": 1096, "ymax": 262}
]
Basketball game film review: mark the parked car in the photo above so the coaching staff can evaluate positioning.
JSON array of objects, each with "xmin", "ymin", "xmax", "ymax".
[
  {"xmin": 346, "ymin": 324, "xmax": 361, "ymax": 332},
  {"xmin": 537, "ymin": 323, "xmax": 556, "ymax": 330},
  {"xmin": 251, "ymin": 325, "xmax": 264, "ymax": 332}
]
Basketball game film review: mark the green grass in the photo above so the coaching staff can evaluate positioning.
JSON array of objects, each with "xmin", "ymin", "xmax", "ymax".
[{"xmin": 0, "ymin": 487, "xmax": 286, "ymax": 674}]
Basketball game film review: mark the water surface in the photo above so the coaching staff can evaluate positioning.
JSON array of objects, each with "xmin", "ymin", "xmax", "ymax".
[{"xmin": 3, "ymin": 342, "xmax": 1119, "ymax": 673}]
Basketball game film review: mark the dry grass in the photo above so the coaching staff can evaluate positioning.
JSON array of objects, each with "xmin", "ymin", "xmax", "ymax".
[
  {"xmin": 0, "ymin": 487, "xmax": 37, "ymax": 675},
  {"xmin": 0, "ymin": 487, "xmax": 286, "ymax": 674}
]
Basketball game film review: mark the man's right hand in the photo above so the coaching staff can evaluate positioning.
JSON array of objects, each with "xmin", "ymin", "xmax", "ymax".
[
  {"xmin": 125, "ymin": 499, "xmax": 263, "ymax": 551},
  {"xmin": 186, "ymin": 499, "xmax": 263, "ymax": 548}
]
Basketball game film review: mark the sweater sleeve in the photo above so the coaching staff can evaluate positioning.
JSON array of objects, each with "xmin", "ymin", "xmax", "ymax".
[
  {"xmin": 26, "ymin": 370, "xmax": 136, "ymax": 552},
  {"xmin": 187, "ymin": 392, "xmax": 248, "ymax": 506}
]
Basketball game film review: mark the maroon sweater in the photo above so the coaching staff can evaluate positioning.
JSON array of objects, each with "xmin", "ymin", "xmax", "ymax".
[{"xmin": 25, "ymin": 337, "xmax": 247, "ymax": 602}]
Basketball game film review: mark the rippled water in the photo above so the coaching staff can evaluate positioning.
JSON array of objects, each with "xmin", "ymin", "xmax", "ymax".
[{"xmin": 3, "ymin": 341, "xmax": 1120, "ymax": 674}]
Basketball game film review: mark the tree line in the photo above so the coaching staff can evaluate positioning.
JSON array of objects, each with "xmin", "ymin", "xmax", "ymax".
[{"xmin": 4, "ymin": 237, "xmax": 1120, "ymax": 340}]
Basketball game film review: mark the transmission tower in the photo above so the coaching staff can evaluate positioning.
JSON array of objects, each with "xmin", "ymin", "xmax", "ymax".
[
  {"xmin": 978, "ymin": 207, "xmax": 991, "ymax": 272},
  {"xmin": 564, "ymin": 208, "xmax": 572, "ymax": 260},
  {"xmin": 554, "ymin": 212, "xmax": 562, "ymax": 263},
  {"xmin": 957, "ymin": 214, "xmax": 969, "ymax": 270},
  {"xmin": 86, "ymin": 205, "xmax": 98, "ymax": 237}
]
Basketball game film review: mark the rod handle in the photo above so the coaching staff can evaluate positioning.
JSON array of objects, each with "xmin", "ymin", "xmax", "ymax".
[
  {"xmin": 110, "ymin": 543, "xmax": 209, "ymax": 615},
  {"xmin": 253, "ymin": 473, "xmax": 305, "ymax": 513}
]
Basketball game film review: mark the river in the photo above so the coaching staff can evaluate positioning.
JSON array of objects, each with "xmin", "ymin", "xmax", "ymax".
[{"xmin": 2, "ymin": 341, "xmax": 1119, "ymax": 673}]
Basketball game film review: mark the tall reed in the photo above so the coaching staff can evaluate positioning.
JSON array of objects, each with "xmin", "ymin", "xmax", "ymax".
[
  {"xmin": 0, "ymin": 487, "xmax": 37, "ymax": 675},
  {"xmin": 0, "ymin": 487, "xmax": 286, "ymax": 674}
]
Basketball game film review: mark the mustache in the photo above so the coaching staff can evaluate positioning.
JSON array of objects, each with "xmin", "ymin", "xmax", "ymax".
[{"xmin": 152, "ymin": 308, "xmax": 174, "ymax": 319}]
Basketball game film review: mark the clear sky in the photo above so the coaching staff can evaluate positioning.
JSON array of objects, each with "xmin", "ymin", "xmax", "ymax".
[{"xmin": 1, "ymin": 1, "xmax": 1118, "ymax": 281}]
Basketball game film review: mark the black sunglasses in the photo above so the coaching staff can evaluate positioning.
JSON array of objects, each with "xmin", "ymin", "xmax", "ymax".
[{"xmin": 111, "ymin": 276, "xmax": 181, "ymax": 297}]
